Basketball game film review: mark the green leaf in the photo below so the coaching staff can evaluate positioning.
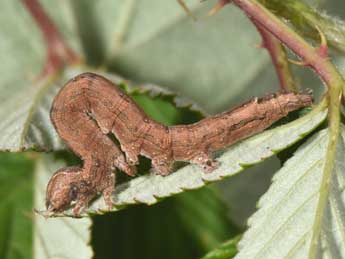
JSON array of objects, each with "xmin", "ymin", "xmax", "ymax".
[
  {"xmin": 0, "ymin": 73, "xmax": 67, "ymax": 152},
  {"xmin": 92, "ymin": 187, "xmax": 238, "ymax": 259},
  {"xmin": 0, "ymin": 153, "xmax": 34, "ymax": 259},
  {"xmin": 101, "ymin": 1, "xmax": 276, "ymax": 113},
  {"xmin": 201, "ymin": 236, "xmax": 241, "ymax": 259},
  {"xmin": 34, "ymin": 154, "xmax": 93, "ymax": 259},
  {"xmin": 236, "ymin": 126, "xmax": 345, "ymax": 258},
  {"xmin": 42, "ymin": 102, "xmax": 326, "ymax": 217}
]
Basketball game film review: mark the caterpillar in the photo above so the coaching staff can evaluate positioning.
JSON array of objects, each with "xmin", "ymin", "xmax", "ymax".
[{"xmin": 46, "ymin": 72, "xmax": 313, "ymax": 215}]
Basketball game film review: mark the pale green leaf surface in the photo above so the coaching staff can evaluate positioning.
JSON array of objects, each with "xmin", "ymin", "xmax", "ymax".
[
  {"xmin": 0, "ymin": 0, "xmax": 81, "ymax": 88},
  {"xmin": 106, "ymin": 3, "xmax": 275, "ymax": 113},
  {"xmin": 73, "ymin": 0, "xmax": 200, "ymax": 57},
  {"xmin": 0, "ymin": 0, "xmax": 81, "ymax": 126},
  {"xmin": 0, "ymin": 70, "xmax": 74, "ymax": 152},
  {"xmin": 0, "ymin": 0, "xmax": 81, "ymax": 152},
  {"xmin": 34, "ymin": 155, "xmax": 92, "ymax": 259},
  {"xmin": 42, "ymin": 104, "xmax": 327, "ymax": 217},
  {"xmin": 236, "ymin": 126, "xmax": 345, "ymax": 259}
]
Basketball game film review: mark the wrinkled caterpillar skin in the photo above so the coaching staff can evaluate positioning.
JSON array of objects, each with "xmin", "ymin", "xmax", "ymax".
[
  {"xmin": 169, "ymin": 92, "xmax": 313, "ymax": 172},
  {"xmin": 71, "ymin": 73, "xmax": 312, "ymax": 174},
  {"xmin": 47, "ymin": 72, "xmax": 313, "ymax": 214}
]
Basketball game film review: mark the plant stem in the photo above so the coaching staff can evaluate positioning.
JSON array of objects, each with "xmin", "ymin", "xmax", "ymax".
[
  {"xmin": 22, "ymin": 0, "xmax": 80, "ymax": 77},
  {"xmin": 251, "ymin": 19, "xmax": 297, "ymax": 92}
]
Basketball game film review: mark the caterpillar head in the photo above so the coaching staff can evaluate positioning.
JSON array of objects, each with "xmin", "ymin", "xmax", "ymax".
[{"xmin": 45, "ymin": 167, "xmax": 83, "ymax": 213}]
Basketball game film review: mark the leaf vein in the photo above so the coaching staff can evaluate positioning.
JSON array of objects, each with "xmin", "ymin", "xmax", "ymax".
[{"xmin": 253, "ymin": 191, "xmax": 318, "ymax": 259}]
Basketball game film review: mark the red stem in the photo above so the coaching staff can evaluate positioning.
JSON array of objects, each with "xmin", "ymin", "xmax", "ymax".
[
  {"xmin": 252, "ymin": 19, "xmax": 297, "ymax": 92},
  {"xmin": 22, "ymin": 0, "xmax": 80, "ymax": 77}
]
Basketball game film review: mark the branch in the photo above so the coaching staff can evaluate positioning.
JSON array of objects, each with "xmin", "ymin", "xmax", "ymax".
[{"xmin": 22, "ymin": 0, "xmax": 80, "ymax": 77}]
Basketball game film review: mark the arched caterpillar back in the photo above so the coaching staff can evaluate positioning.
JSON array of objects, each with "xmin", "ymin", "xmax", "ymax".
[{"xmin": 46, "ymin": 72, "xmax": 313, "ymax": 215}]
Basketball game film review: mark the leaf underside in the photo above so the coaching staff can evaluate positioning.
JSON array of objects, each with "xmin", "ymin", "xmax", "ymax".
[
  {"xmin": 236, "ymin": 126, "xmax": 345, "ymax": 259},
  {"xmin": 38, "ymin": 103, "xmax": 327, "ymax": 217}
]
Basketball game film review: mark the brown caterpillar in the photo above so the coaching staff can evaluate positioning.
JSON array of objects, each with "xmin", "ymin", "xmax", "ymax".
[{"xmin": 46, "ymin": 72, "xmax": 313, "ymax": 215}]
